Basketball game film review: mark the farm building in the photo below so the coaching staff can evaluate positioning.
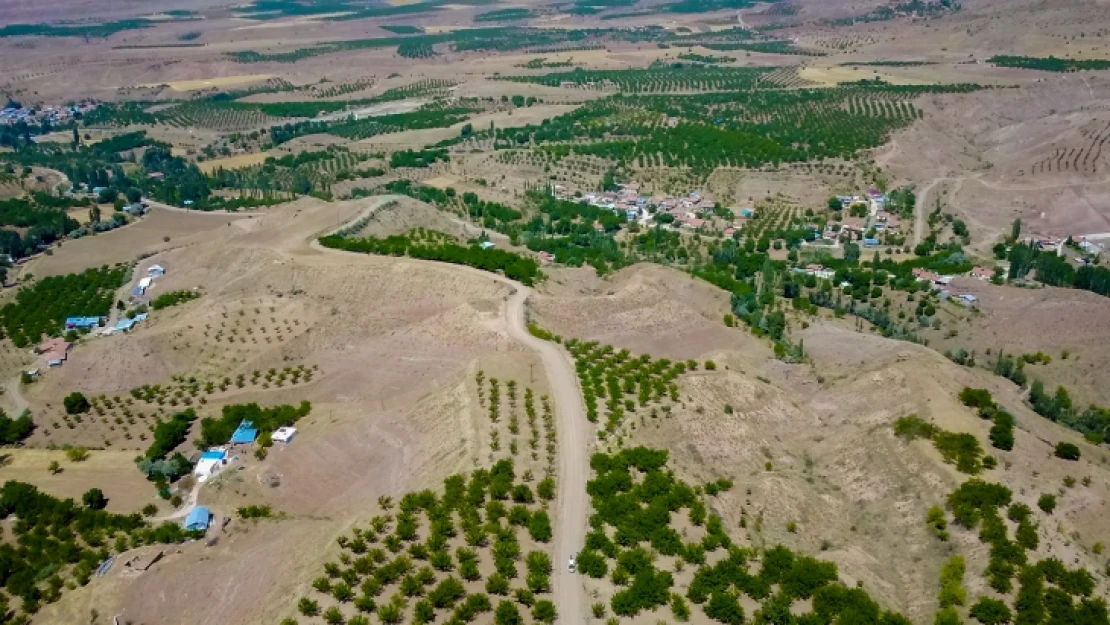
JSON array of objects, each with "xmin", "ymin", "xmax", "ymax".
[
  {"xmin": 193, "ymin": 449, "xmax": 227, "ymax": 482},
  {"xmin": 148, "ymin": 264, "xmax": 165, "ymax": 277},
  {"xmin": 183, "ymin": 507, "xmax": 211, "ymax": 532},
  {"xmin": 272, "ymin": 427, "xmax": 297, "ymax": 444},
  {"xmin": 229, "ymin": 420, "xmax": 258, "ymax": 445},
  {"xmin": 479, "ymin": 241, "xmax": 496, "ymax": 250},
  {"xmin": 132, "ymin": 286, "xmax": 145, "ymax": 297},
  {"xmin": 114, "ymin": 313, "xmax": 148, "ymax": 333},
  {"xmin": 969, "ymin": 266, "xmax": 994, "ymax": 280},
  {"xmin": 138, "ymin": 276, "xmax": 153, "ymax": 290},
  {"xmin": 65, "ymin": 316, "xmax": 101, "ymax": 330}
]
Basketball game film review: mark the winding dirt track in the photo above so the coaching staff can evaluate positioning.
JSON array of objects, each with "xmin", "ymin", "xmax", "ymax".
[{"xmin": 309, "ymin": 196, "xmax": 590, "ymax": 624}]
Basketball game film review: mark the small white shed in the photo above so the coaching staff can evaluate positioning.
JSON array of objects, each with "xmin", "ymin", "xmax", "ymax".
[{"xmin": 272, "ymin": 427, "xmax": 297, "ymax": 444}]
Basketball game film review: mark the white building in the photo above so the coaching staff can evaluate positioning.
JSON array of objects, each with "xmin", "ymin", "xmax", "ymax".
[{"xmin": 272, "ymin": 427, "xmax": 297, "ymax": 444}]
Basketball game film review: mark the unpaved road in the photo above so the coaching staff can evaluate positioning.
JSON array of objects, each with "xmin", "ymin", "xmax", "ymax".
[
  {"xmin": 503, "ymin": 287, "xmax": 588, "ymax": 625},
  {"xmin": 308, "ymin": 196, "xmax": 590, "ymax": 624}
]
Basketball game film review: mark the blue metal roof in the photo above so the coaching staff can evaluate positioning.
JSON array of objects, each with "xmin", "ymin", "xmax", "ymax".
[
  {"xmin": 229, "ymin": 420, "xmax": 258, "ymax": 444},
  {"xmin": 183, "ymin": 506, "xmax": 211, "ymax": 531}
]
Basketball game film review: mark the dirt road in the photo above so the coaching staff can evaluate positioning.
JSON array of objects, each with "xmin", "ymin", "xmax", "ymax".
[
  {"xmin": 503, "ymin": 287, "xmax": 588, "ymax": 625},
  {"xmin": 308, "ymin": 196, "xmax": 589, "ymax": 623},
  {"xmin": 914, "ymin": 177, "xmax": 945, "ymax": 246}
]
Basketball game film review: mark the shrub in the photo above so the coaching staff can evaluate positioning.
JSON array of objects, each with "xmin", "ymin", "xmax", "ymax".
[
  {"xmin": 937, "ymin": 556, "xmax": 966, "ymax": 608},
  {"xmin": 65, "ymin": 446, "xmax": 90, "ymax": 462},
  {"xmin": 533, "ymin": 599, "xmax": 556, "ymax": 624},
  {"xmin": 893, "ymin": 414, "xmax": 936, "ymax": 440},
  {"xmin": 1037, "ymin": 494, "xmax": 1057, "ymax": 514},
  {"xmin": 528, "ymin": 510, "xmax": 553, "ymax": 542},
  {"xmin": 150, "ymin": 289, "xmax": 201, "ymax": 310},
  {"xmin": 959, "ymin": 387, "xmax": 994, "ymax": 409},
  {"xmin": 495, "ymin": 599, "xmax": 523, "ymax": 625},
  {"xmin": 1054, "ymin": 442, "xmax": 1080, "ymax": 461},
  {"xmin": 82, "ymin": 488, "xmax": 107, "ymax": 510},
  {"xmin": 970, "ymin": 597, "xmax": 1012, "ymax": 625},
  {"xmin": 64, "ymin": 392, "xmax": 90, "ymax": 415}
]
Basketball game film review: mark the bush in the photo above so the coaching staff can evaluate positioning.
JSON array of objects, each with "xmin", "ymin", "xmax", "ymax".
[
  {"xmin": 144, "ymin": 409, "xmax": 197, "ymax": 461},
  {"xmin": 959, "ymin": 387, "xmax": 994, "ymax": 409},
  {"xmin": 82, "ymin": 488, "xmax": 107, "ymax": 510},
  {"xmin": 495, "ymin": 599, "xmax": 523, "ymax": 625},
  {"xmin": 0, "ymin": 411, "xmax": 35, "ymax": 444},
  {"xmin": 65, "ymin": 446, "xmax": 90, "ymax": 462},
  {"xmin": 532, "ymin": 600, "xmax": 556, "ymax": 624},
  {"xmin": 528, "ymin": 510, "xmax": 552, "ymax": 542},
  {"xmin": 937, "ymin": 556, "xmax": 966, "ymax": 608},
  {"xmin": 1054, "ymin": 442, "xmax": 1080, "ymax": 461},
  {"xmin": 63, "ymin": 392, "xmax": 90, "ymax": 415},
  {"xmin": 150, "ymin": 289, "xmax": 200, "ymax": 310},
  {"xmin": 1037, "ymin": 494, "xmax": 1057, "ymax": 514},
  {"xmin": 970, "ymin": 597, "xmax": 1012, "ymax": 625}
]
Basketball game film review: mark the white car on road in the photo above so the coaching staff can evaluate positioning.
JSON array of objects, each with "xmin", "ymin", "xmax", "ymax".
[{"xmin": 568, "ymin": 553, "xmax": 577, "ymax": 573}]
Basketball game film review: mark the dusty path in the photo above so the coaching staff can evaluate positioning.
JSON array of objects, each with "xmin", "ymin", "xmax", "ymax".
[
  {"xmin": 142, "ymin": 197, "xmax": 267, "ymax": 217},
  {"xmin": 914, "ymin": 177, "xmax": 946, "ymax": 245},
  {"xmin": 4, "ymin": 375, "xmax": 29, "ymax": 416},
  {"xmin": 154, "ymin": 480, "xmax": 201, "ymax": 522},
  {"xmin": 308, "ymin": 198, "xmax": 590, "ymax": 624},
  {"xmin": 503, "ymin": 287, "xmax": 588, "ymax": 625}
]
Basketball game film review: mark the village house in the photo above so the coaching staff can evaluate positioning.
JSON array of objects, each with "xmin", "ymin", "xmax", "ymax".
[{"xmin": 969, "ymin": 266, "xmax": 994, "ymax": 280}]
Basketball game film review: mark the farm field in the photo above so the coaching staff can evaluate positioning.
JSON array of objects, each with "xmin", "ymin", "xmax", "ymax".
[{"xmin": 1, "ymin": 1, "xmax": 1109, "ymax": 625}]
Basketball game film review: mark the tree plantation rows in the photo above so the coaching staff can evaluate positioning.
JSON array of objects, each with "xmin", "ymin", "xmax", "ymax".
[
  {"xmin": 286, "ymin": 461, "xmax": 558, "ymax": 625},
  {"xmin": 0, "ymin": 481, "xmax": 203, "ymax": 620},
  {"xmin": 500, "ymin": 65, "xmax": 776, "ymax": 92},
  {"xmin": 581, "ymin": 446, "xmax": 915, "ymax": 624},
  {"xmin": 481, "ymin": 81, "xmax": 980, "ymax": 173},
  {"xmin": 563, "ymin": 339, "xmax": 687, "ymax": 436},
  {"xmin": 225, "ymin": 24, "xmax": 794, "ymax": 64},
  {"xmin": 0, "ymin": 265, "xmax": 128, "ymax": 348}
]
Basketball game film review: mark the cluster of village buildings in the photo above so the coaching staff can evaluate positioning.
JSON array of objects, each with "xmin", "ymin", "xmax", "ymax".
[
  {"xmin": 1, "ymin": 102, "xmax": 99, "ymax": 127},
  {"xmin": 551, "ymin": 182, "xmax": 906, "ymax": 246}
]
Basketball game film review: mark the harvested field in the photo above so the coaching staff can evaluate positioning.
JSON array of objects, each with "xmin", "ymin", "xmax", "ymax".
[
  {"xmin": 0, "ymin": 449, "xmax": 153, "ymax": 513},
  {"xmin": 24, "ymin": 207, "xmax": 248, "ymax": 278},
  {"xmin": 143, "ymin": 74, "xmax": 276, "ymax": 91},
  {"xmin": 196, "ymin": 151, "xmax": 271, "ymax": 173}
]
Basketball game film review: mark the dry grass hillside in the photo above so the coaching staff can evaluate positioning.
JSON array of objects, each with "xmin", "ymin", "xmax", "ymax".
[
  {"xmin": 28, "ymin": 195, "xmax": 555, "ymax": 625},
  {"xmin": 530, "ymin": 264, "xmax": 765, "ymax": 362},
  {"xmin": 530, "ymin": 265, "xmax": 1109, "ymax": 624}
]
